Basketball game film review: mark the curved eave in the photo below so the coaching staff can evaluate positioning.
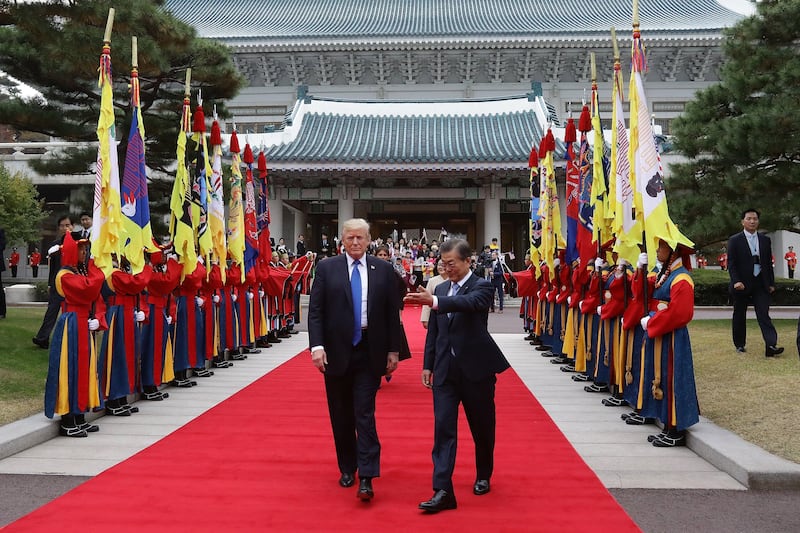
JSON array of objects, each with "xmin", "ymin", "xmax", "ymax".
[
  {"xmin": 268, "ymin": 161, "xmax": 532, "ymax": 172},
  {"xmin": 220, "ymin": 32, "xmax": 725, "ymax": 53}
]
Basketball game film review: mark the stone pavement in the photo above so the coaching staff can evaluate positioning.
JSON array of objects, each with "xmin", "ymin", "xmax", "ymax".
[{"xmin": 1, "ymin": 301, "xmax": 799, "ymax": 529}]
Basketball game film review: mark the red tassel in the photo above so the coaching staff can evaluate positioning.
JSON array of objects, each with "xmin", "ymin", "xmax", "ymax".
[
  {"xmin": 564, "ymin": 117, "xmax": 577, "ymax": 143},
  {"xmin": 528, "ymin": 146, "xmax": 538, "ymax": 169},
  {"xmin": 578, "ymin": 105, "xmax": 592, "ymax": 132},
  {"xmin": 243, "ymin": 143, "xmax": 254, "ymax": 164},
  {"xmin": 258, "ymin": 151, "xmax": 268, "ymax": 175},
  {"xmin": 546, "ymin": 129, "xmax": 556, "ymax": 152},
  {"xmin": 210, "ymin": 121, "xmax": 222, "ymax": 146},
  {"xmin": 537, "ymin": 137, "xmax": 547, "ymax": 159},
  {"xmin": 192, "ymin": 105, "xmax": 206, "ymax": 133},
  {"xmin": 229, "ymin": 131, "xmax": 240, "ymax": 154}
]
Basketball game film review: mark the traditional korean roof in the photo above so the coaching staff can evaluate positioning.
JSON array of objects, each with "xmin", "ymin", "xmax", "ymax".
[
  {"xmin": 164, "ymin": 0, "xmax": 752, "ymax": 48},
  {"xmin": 233, "ymin": 94, "xmax": 565, "ymax": 171}
]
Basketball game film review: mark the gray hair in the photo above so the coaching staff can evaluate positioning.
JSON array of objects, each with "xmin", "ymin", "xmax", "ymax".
[{"xmin": 341, "ymin": 218, "xmax": 371, "ymax": 239}]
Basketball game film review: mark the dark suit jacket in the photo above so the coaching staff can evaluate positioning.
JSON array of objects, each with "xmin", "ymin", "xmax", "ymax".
[
  {"xmin": 423, "ymin": 273, "xmax": 510, "ymax": 382},
  {"xmin": 727, "ymin": 231, "xmax": 774, "ymax": 293},
  {"xmin": 308, "ymin": 254, "xmax": 402, "ymax": 377}
]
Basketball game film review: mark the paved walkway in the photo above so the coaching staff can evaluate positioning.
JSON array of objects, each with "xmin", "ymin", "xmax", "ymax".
[{"xmin": 1, "ymin": 302, "xmax": 799, "ymax": 529}]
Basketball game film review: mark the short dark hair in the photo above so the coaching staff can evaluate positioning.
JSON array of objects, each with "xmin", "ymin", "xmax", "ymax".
[
  {"xmin": 57, "ymin": 215, "xmax": 71, "ymax": 226},
  {"xmin": 439, "ymin": 238, "xmax": 471, "ymax": 260},
  {"xmin": 375, "ymin": 244, "xmax": 391, "ymax": 255},
  {"xmin": 741, "ymin": 208, "xmax": 760, "ymax": 219},
  {"xmin": 80, "ymin": 212, "xmax": 91, "ymax": 219}
]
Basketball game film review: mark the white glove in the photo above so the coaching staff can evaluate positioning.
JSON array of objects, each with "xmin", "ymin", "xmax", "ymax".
[
  {"xmin": 48, "ymin": 244, "xmax": 60, "ymax": 256},
  {"xmin": 166, "ymin": 315, "xmax": 173, "ymax": 325},
  {"xmin": 567, "ymin": 296, "xmax": 572, "ymax": 305},
  {"xmin": 596, "ymin": 306, "xmax": 603, "ymax": 316},
  {"xmin": 578, "ymin": 300, "xmax": 584, "ymax": 309},
  {"xmin": 231, "ymin": 293, "xmax": 238, "ymax": 302},
  {"xmin": 640, "ymin": 316, "xmax": 650, "ymax": 330},
  {"xmin": 553, "ymin": 258, "xmax": 561, "ymax": 267},
  {"xmin": 258, "ymin": 289, "xmax": 265, "ymax": 298},
  {"xmin": 212, "ymin": 294, "xmax": 221, "ymax": 303},
  {"xmin": 618, "ymin": 258, "xmax": 630, "ymax": 267},
  {"xmin": 247, "ymin": 291, "xmax": 254, "ymax": 300},
  {"xmin": 195, "ymin": 296, "xmax": 204, "ymax": 308},
  {"xmin": 197, "ymin": 255, "xmax": 205, "ymax": 265},
  {"xmin": 594, "ymin": 258, "xmax": 606, "ymax": 269},
  {"xmin": 134, "ymin": 310, "xmax": 145, "ymax": 322},
  {"xmin": 637, "ymin": 253, "xmax": 649, "ymax": 269},
  {"xmin": 620, "ymin": 317, "xmax": 625, "ymax": 327},
  {"xmin": 88, "ymin": 318, "xmax": 100, "ymax": 331},
  {"xmin": 166, "ymin": 252, "xmax": 178, "ymax": 261}
]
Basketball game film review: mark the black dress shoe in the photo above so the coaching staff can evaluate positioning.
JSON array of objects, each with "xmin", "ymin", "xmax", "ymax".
[
  {"xmin": 357, "ymin": 478, "xmax": 373, "ymax": 501},
  {"xmin": 32, "ymin": 337, "xmax": 49, "ymax": 349},
  {"xmin": 339, "ymin": 472, "xmax": 355, "ymax": 488},
  {"xmin": 765, "ymin": 345, "xmax": 784, "ymax": 357},
  {"xmin": 473, "ymin": 479, "xmax": 490, "ymax": 495},
  {"xmin": 419, "ymin": 489, "xmax": 457, "ymax": 513},
  {"xmin": 736, "ymin": 346, "xmax": 746, "ymax": 353}
]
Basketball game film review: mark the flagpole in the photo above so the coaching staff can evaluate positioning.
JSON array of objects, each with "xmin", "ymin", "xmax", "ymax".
[{"xmin": 632, "ymin": 0, "xmax": 649, "ymax": 319}]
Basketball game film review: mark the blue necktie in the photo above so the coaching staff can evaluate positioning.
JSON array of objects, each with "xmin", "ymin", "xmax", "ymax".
[
  {"xmin": 351, "ymin": 260, "xmax": 362, "ymax": 345},
  {"xmin": 447, "ymin": 281, "xmax": 459, "ymax": 319}
]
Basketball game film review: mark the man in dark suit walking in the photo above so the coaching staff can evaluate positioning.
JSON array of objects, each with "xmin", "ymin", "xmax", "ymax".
[
  {"xmin": 318, "ymin": 233, "xmax": 332, "ymax": 259},
  {"xmin": 404, "ymin": 238, "xmax": 510, "ymax": 513},
  {"xmin": 727, "ymin": 208, "xmax": 783, "ymax": 357},
  {"xmin": 308, "ymin": 218, "xmax": 402, "ymax": 502}
]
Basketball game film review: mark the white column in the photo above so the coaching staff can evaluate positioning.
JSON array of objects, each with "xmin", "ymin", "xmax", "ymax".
[
  {"xmin": 270, "ymin": 197, "xmax": 284, "ymax": 248},
  {"xmin": 483, "ymin": 185, "xmax": 501, "ymax": 250},
  {"xmin": 294, "ymin": 209, "xmax": 307, "ymax": 244},
  {"xmin": 337, "ymin": 191, "xmax": 354, "ymax": 238}
]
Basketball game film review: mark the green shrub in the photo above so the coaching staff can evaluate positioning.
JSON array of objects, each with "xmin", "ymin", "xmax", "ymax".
[
  {"xmin": 692, "ymin": 269, "xmax": 800, "ymax": 305},
  {"xmin": 33, "ymin": 281, "xmax": 49, "ymax": 302}
]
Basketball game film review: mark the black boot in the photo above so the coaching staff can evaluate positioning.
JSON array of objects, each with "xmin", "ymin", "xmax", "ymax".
[{"xmin": 59, "ymin": 414, "xmax": 88, "ymax": 438}]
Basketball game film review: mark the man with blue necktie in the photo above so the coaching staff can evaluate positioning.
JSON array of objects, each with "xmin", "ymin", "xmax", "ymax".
[
  {"xmin": 404, "ymin": 238, "xmax": 510, "ymax": 513},
  {"xmin": 727, "ymin": 208, "xmax": 783, "ymax": 358},
  {"xmin": 308, "ymin": 218, "xmax": 402, "ymax": 502}
]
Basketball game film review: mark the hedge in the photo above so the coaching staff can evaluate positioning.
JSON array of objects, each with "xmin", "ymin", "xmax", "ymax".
[{"xmin": 691, "ymin": 269, "xmax": 800, "ymax": 306}]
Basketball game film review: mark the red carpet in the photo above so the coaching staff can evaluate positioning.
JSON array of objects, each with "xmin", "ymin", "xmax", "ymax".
[{"xmin": 7, "ymin": 307, "xmax": 639, "ymax": 532}]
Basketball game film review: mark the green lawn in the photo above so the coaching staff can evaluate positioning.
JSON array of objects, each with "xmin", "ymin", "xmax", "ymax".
[
  {"xmin": 1, "ymin": 307, "xmax": 798, "ymax": 464},
  {"xmin": 0, "ymin": 307, "xmax": 50, "ymax": 425},
  {"xmin": 689, "ymin": 318, "xmax": 800, "ymax": 464}
]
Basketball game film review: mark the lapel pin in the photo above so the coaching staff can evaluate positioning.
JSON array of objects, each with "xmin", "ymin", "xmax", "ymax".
[{"xmin": 370, "ymin": 265, "xmax": 375, "ymax": 270}]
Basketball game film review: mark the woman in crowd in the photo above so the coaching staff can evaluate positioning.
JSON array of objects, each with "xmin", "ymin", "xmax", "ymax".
[{"xmin": 375, "ymin": 245, "xmax": 411, "ymax": 380}]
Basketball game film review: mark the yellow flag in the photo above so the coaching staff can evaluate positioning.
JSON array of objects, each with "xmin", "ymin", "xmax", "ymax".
[
  {"xmin": 629, "ymin": 29, "xmax": 692, "ymax": 261},
  {"xmin": 92, "ymin": 43, "xmax": 124, "ymax": 277}
]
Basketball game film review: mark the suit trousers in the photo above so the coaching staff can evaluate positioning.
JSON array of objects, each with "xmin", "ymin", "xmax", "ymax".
[
  {"xmin": 731, "ymin": 281, "xmax": 777, "ymax": 348},
  {"xmin": 431, "ymin": 358, "xmax": 497, "ymax": 492},
  {"xmin": 491, "ymin": 277, "xmax": 504, "ymax": 310},
  {"xmin": 0, "ymin": 271, "xmax": 5, "ymax": 317},
  {"xmin": 323, "ymin": 336, "xmax": 381, "ymax": 478},
  {"xmin": 35, "ymin": 289, "xmax": 63, "ymax": 343}
]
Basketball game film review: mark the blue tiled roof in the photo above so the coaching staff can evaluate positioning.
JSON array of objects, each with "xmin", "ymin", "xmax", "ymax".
[
  {"xmin": 262, "ymin": 97, "xmax": 550, "ymax": 168},
  {"xmin": 164, "ymin": 0, "xmax": 748, "ymax": 44}
]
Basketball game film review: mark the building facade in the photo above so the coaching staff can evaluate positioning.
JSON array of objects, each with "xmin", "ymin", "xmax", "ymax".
[{"xmin": 1, "ymin": 0, "xmax": 756, "ymax": 266}]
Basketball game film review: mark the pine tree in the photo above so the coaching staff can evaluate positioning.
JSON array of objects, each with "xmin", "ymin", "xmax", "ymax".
[
  {"xmin": 0, "ymin": 0, "xmax": 243, "ymax": 178},
  {"xmin": 669, "ymin": 0, "xmax": 800, "ymax": 245}
]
